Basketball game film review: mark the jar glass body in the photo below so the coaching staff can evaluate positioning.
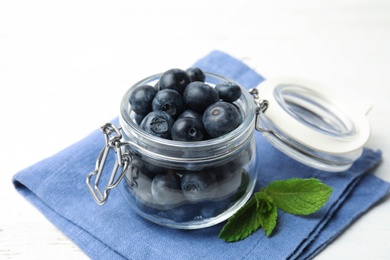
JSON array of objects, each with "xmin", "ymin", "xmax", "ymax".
[{"xmin": 118, "ymin": 73, "xmax": 258, "ymax": 229}]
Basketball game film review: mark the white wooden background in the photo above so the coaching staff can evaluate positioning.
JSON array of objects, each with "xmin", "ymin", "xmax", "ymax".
[{"xmin": 1, "ymin": 0, "xmax": 389, "ymax": 259}]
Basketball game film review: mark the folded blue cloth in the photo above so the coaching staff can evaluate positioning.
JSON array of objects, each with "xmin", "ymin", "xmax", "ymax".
[{"xmin": 13, "ymin": 50, "xmax": 390, "ymax": 260}]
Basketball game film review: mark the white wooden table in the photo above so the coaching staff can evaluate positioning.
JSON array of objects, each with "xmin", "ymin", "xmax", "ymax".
[{"xmin": 1, "ymin": 1, "xmax": 389, "ymax": 259}]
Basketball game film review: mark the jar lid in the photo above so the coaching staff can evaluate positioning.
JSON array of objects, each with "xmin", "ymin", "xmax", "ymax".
[{"xmin": 254, "ymin": 77, "xmax": 371, "ymax": 171}]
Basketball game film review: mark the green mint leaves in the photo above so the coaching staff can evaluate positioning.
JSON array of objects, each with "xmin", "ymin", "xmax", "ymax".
[
  {"xmin": 219, "ymin": 178, "xmax": 333, "ymax": 242},
  {"xmin": 266, "ymin": 178, "xmax": 333, "ymax": 215},
  {"xmin": 218, "ymin": 189, "xmax": 277, "ymax": 242}
]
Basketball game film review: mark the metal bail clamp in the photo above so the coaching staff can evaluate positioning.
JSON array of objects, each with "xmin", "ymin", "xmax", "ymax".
[
  {"xmin": 249, "ymin": 87, "xmax": 269, "ymax": 132},
  {"xmin": 86, "ymin": 123, "xmax": 132, "ymax": 205}
]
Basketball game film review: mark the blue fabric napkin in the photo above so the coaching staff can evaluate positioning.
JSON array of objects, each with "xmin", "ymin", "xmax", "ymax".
[{"xmin": 13, "ymin": 50, "xmax": 390, "ymax": 260}]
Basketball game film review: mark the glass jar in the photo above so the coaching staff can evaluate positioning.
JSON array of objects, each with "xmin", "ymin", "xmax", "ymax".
[
  {"xmin": 88, "ymin": 73, "xmax": 258, "ymax": 229},
  {"xmin": 86, "ymin": 73, "xmax": 370, "ymax": 229}
]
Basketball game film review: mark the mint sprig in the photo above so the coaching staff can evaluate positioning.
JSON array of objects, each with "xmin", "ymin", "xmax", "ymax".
[{"xmin": 219, "ymin": 178, "xmax": 333, "ymax": 242}]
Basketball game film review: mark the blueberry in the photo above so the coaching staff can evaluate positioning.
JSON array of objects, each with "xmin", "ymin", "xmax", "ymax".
[
  {"xmin": 166, "ymin": 204, "xmax": 201, "ymax": 222},
  {"xmin": 151, "ymin": 173, "xmax": 185, "ymax": 207},
  {"xmin": 133, "ymin": 112, "xmax": 144, "ymax": 125},
  {"xmin": 181, "ymin": 171, "xmax": 218, "ymax": 202},
  {"xmin": 124, "ymin": 155, "xmax": 155, "ymax": 204},
  {"xmin": 140, "ymin": 111, "xmax": 174, "ymax": 139},
  {"xmin": 186, "ymin": 67, "xmax": 206, "ymax": 82},
  {"xmin": 215, "ymin": 81, "xmax": 242, "ymax": 102},
  {"xmin": 183, "ymin": 81, "xmax": 219, "ymax": 113},
  {"xmin": 200, "ymin": 199, "xmax": 230, "ymax": 218},
  {"xmin": 202, "ymin": 101, "xmax": 242, "ymax": 138},
  {"xmin": 213, "ymin": 141, "xmax": 254, "ymax": 174},
  {"xmin": 144, "ymin": 161, "xmax": 168, "ymax": 175},
  {"xmin": 171, "ymin": 117, "xmax": 205, "ymax": 141},
  {"xmin": 229, "ymin": 170, "xmax": 251, "ymax": 203},
  {"xmin": 152, "ymin": 89, "xmax": 184, "ymax": 119},
  {"xmin": 213, "ymin": 169, "xmax": 243, "ymax": 199},
  {"xmin": 135, "ymin": 200, "xmax": 160, "ymax": 215},
  {"xmin": 129, "ymin": 85, "xmax": 158, "ymax": 116},
  {"xmin": 154, "ymin": 80, "xmax": 160, "ymax": 90},
  {"xmin": 121, "ymin": 181, "xmax": 159, "ymax": 215},
  {"xmin": 232, "ymin": 103, "xmax": 243, "ymax": 124},
  {"xmin": 159, "ymin": 68, "xmax": 191, "ymax": 95},
  {"xmin": 178, "ymin": 109, "xmax": 203, "ymax": 121},
  {"xmin": 124, "ymin": 154, "xmax": 145, "ymax": 189}
]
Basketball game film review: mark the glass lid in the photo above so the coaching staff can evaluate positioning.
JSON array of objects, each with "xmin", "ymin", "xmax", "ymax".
[{"xmin": 253, "ymin": 77, "xmax": 371, "ymax": 172}]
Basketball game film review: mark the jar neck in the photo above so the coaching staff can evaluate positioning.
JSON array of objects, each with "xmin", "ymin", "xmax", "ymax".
[
  {"xmin": 119, "ymin": 73, "xmax": 257, "ymax": 170},
  {"xmin": 120, "ymin": 115, "xmax": 255, "ymax": 170}
]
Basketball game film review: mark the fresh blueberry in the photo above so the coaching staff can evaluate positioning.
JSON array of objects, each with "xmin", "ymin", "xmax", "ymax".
[
  {"xmin": 154, "ymin": 80, "xmax": 160, "ymax": 90},
  {"xmin": 124, "ymin": 154, "xmax": 145, "ymax": 189},
  {"xmin": 186, "ymin": 67, "xmax": 206, "ymax": 82},
  {"xmin": 178, "ymin": 109, "xmax": 203, "ymax": 121},
  {"xmin": 129, "ymin": 85, "xmax": 158, "ymax": 116},
  {"xmin": 144, "ymin": 161, "xmax": 168, "ymax": 175},
  {"xmin": 159, "ymin": 68, "xmax": 191, "ymax": 95},
  {"xmin": 181, "ymin": 170, "xmax": 218, "ymax": 202},
  {"xmin": 213, "ymin": 141, "xmax": 254, "ymax": 174},
  {"xmin": 123, "ymin": 154, "xmax": 156, "ymax": 205},
  {"xmin": 135, "ymin": 199, "xmax": 160, "ymax": 215},
  {"xmin": 199, "ymin": 199, "xmax": 230, "ymax": 218},
  {"xmin": 183, "ymin": 81, "xmax": 219, "ymax": 113},
  {"xmin": 202, "ymin": 101, "xmax": 242, "ymax": 138},
  {"xmin": 213, "ymin": 168, "xmax": 243, "ymax": 200},
  {"xmin": 228, "ymin": 170, "xmax": 251, "ymax": 203},
  {"xmin": 145, "ymin": 159, "xmax": 167, "ymax": 176},
  {"xmin": 121, "ymin": 180, "xmax": 159, "ymax": 215},
  {"xmin": 171, "ymin": 117, "xmax": 205, "ymax": 141},
  {"xmin": 133, "ymin": 112, "xmax": 144, "ymax": 125},
  {"xmin": 166, "ymin": 203, "xmax": 201, "ymax": 222},
  {"xmin": 215, "ymin": 81, "xmax": 242, "ymax": 102},
  {"xmin": 152, "ymin": 89, "xmax": 184, "ymax": 119},
  {"xmin": 140, "ymin": 111, "xmax": 174, "ymax": 139},
  {"xmin": 232, "ymin": 103, "xmax": 243, "ymax": 124},
  {"xmin": 151, "ymin": 173, "xmax": 185, "ymax": 207},
  {"xmin": 130, "ymin": 156, "xmax": 161, "ymax": 181}
]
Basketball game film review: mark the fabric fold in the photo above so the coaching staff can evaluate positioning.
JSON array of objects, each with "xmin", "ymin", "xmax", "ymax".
[{"xmin": 13, "ymin": 50, "xmax": 390, "ymax": 260}]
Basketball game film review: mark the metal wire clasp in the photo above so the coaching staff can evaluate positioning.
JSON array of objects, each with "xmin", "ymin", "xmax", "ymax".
[
  {"xmin": 86, "ymin": 123, "xmax": 132, "ymax": 205},
  {"xmin": 249, "ymin": 87, "xmax": 269, "ymax": 132}
]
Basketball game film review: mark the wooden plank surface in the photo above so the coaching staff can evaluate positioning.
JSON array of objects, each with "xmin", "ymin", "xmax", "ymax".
[{"xmin": 1, "ymin": 0, "xmax": 389, "ymax": 259}]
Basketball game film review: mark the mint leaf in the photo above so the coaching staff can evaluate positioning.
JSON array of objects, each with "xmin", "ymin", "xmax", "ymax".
[
  {"xmin": 218, "ymin": 194, "xmax": 262, "ymax": 242},
  {"xmin": 219, "ymin": 190, "xmax": 277, "ymax": 242},
  {"xmin": 266, "ymin": 178, "xmax": 333, "ymax": 215},
  {"xmin": 219, "ymin": 178, "xmax": 333, "ymax": 242},
  {"xmin": 255, "ymin": 192, "xmax": 277, "ymax": 236}
]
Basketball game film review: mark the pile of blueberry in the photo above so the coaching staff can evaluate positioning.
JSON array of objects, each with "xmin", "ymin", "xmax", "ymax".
[
  {"xmin": 123, "ymin": 68, "xmax": 252, "ymax": 223},
  {"xmin": 129, "ymin": 67, "xmax": 243, "ymax": 141},
  {"xmin": 123, "ymin": 151, "xmax": 251, "ymax": 223}
]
